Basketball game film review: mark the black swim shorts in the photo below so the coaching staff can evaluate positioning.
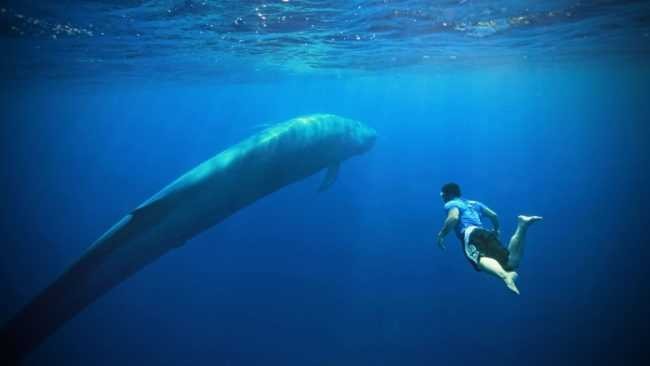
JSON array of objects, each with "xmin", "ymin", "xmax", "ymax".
[{"xmin": 464, "ymin": 227, "xmax": 511, "ymax": 272}]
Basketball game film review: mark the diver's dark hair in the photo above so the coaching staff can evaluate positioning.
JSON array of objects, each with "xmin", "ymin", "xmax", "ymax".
[{"xmin": 441, "ymin": 182, "xmax": 461, "ymax": 202}]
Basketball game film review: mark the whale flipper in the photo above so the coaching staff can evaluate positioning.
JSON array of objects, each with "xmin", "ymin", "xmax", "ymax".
[{"xmin": 318, "ymin": 162, "xmax": 340, "ymax": 192}]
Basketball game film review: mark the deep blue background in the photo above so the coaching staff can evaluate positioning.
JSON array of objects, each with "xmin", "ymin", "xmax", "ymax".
[{"xmin": 1, "ymin": 59, "xmax": 649, "ymax": 365}]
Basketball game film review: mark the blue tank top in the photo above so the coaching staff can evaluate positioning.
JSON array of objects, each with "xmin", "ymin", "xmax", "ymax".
[{"xmin": 443, "ymin": 198, "xmax": 487, "ymax": 239}]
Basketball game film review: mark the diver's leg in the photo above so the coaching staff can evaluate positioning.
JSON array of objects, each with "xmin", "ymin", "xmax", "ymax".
[
  {"xmin": 478, "ymin": 257, "xmax": 520, "ymax": 295},
  {"xmin": 507, "ymin": 215, "xmax": 543, "ymax": 270}
]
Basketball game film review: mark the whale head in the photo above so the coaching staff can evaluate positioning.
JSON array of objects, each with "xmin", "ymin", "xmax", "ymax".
[
  {"xmin": 295, "ymin": 114, "xmax": 376, "ymax": 161},
  {"xmin": 348, "ymin": 119, "xmax": 377, "ymax": 156}
]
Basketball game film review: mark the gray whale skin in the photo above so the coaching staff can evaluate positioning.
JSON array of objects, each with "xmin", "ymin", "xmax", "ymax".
[{"xmin": 1, "ymin": 113, "xmax": 376, "ymax": 364}]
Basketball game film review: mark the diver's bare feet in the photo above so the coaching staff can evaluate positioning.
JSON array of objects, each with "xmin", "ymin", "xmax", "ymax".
[
  {"xmin": 518, "ymin": 215, "xmax": 543, "ymax": 228},
  {"xmin": 503, "ymin": 272, "xmax": 520, "ymax": 295}
]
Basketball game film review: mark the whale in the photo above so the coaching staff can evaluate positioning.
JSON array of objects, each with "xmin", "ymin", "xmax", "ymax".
[{"xmin": 1, "ymin": 114, "xmax": 376, "ymax": 364}]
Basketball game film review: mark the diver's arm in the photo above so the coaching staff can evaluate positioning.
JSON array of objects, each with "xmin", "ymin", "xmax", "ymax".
[
  {"xmin": 437, "ymin": 207, "xmax": 459, "ymax": 250},
  {"xmin": 482, "ymin": 206, "xmax": 500, "ymax": 235}
]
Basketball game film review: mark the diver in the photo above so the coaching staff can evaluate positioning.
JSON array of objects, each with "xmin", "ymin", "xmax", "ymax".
[{"xmin": 436, "ymin": 182, "xmax": 542, "ymax": 294}]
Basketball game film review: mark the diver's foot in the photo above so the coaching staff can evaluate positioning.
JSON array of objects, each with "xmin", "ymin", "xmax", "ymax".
[
  {"xmin": 503, "ymin": 272, "xmax": 520, "ymax": 295},
  {"xmin": 518, "ymin": 215, "xmax": 543, "ymax": 228}
]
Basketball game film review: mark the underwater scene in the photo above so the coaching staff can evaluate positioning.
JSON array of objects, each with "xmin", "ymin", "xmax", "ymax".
[{"xmin": 1, "ymin": 1, "xmax": 649, "ymax": 365}]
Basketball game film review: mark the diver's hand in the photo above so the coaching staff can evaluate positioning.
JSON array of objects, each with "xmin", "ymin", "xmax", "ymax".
[{"xmin": 436, "ymin": 233, "xmax": 446, "ymax": 251}]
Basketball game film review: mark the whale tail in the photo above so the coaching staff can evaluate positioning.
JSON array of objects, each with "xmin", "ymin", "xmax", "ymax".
[{"xmin": 0, "ymin": 213, "xmax": 178, "ymax": 364}]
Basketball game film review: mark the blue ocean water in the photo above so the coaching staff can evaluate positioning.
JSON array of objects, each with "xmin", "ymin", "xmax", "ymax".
[{"xmin": 1, "ymin": 1, "xmax": 649, "ymax": 365}]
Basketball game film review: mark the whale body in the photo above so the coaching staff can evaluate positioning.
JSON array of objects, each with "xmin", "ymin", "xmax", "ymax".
[{"xmin": 1, "ymin": 114, "xmax": 376, "ymax": 363}]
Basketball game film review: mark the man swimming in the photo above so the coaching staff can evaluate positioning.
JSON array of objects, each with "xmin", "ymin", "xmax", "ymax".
[{"xmin": 436, "ymin": 182, "xmax": 542, "ymax": 294}]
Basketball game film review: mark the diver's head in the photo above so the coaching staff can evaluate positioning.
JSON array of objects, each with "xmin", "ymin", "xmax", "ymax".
[{"xmin": 440, "ymin": 182, "xmax": 461, "ymax": 203}]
